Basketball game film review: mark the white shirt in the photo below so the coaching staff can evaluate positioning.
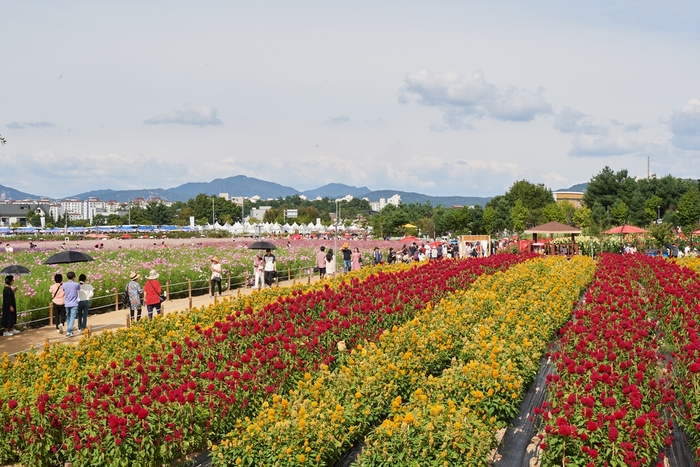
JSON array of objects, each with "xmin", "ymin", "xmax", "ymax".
[{"xmin": 78, "ymin": 283, "xmax": 95, "ymax": 301}]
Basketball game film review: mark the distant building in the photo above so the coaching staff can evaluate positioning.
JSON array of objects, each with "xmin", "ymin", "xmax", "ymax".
[
  {"xmin": 554, "ymin": 192, "xmax": 584, "ymax": 208},
  {"xmin": 231, "ymin": 196, "xmax": 244, "ymax": 206},
  {"xmin": 369, "ymin": 194, "xmax": 401, "ymax": 212},
  {"xmin": 0, "ymin": 204, "xmax": 50, "ymax": 227},
  {"xmin": 249, "ymin": 206, "xmax": 273, "ymax": 221},
  {"xmin": 219, "ymin": 193, "xmax": 230, "ymax": 201}
]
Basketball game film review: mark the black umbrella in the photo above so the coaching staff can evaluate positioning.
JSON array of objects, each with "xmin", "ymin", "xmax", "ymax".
[
  {"xmin": 0, "ymin": 265, "xmax": 31, "ymax": 275},
  {"xmin": 44, "ymin": 251, "xmax": 95, "ymax": 264},
  {"xmin": 248, "ymin": 241, "xmax": 276, "ymax": 250}
]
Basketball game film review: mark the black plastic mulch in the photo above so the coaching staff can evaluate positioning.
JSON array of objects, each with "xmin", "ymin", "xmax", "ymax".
[{"xmin": 492, "ymin": 356, "xmax": 552, "ymax": 467}]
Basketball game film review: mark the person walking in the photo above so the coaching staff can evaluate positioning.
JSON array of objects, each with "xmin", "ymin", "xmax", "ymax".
[
  {"xmin": 126, "ymin": 271, "xmax": 143, "ymax": 323},
  {"xmin": 50, "ymin": 273, "xmax": 66, "ymax": 334},
  {"xmin": 2, "ymin": 275, "xmax": 18, "ymax": 336},
  {"xmin": 253, "ymin": 254, "xmax": 264, "ymax": 289},
  {"xmin": 210, "ymin": 257, "xmax": 223, "ymax": 298},
  {"xmin": 62, "ymin": 272, "xmax": 80, "ymax": 338},
  {"xmin": 77, "ymin": 274, "xmax": 94, "ymax": 333},
  {"xmin": 143, "ymin": 269, "xmax": 163, "ymax": 319},
  {"xmin": 341, "ymin": 242, "xmax": 352, "ymax": 273},
  {"xmin": 316, "ymin": 246, "xmax": 327, "ymax": 279},
  {"xmin": 263, "ymin": 249, "xmax": 276, "ymax": 288},
  {"xmin": 325, "ymin": 248, "xmax": 336, "ymax": 277},
  {"xmin": 351, "ymin": 247, "xmax": 362, "ymax": 271}
]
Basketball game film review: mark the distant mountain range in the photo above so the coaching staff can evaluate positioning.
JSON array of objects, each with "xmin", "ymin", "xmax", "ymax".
[{"xmin": 0, "ymin": 176, "xmax": 589, "ymax": 208}]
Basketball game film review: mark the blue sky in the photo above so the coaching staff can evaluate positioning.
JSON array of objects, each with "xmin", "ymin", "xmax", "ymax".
[{"xmin": 2, "ymin": 1, "xmax": 700, "ymax": 199}]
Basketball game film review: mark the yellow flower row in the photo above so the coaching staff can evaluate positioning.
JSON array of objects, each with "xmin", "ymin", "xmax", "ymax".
[
  {"xmin": 210, "ymin": 257, "xmax": 595, "ymax": 467},
  {"xmin": 359, "ymin": 256, "xmax": 595, "ymax": 466}
]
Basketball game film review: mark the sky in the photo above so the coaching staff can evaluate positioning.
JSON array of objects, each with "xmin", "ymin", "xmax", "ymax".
[{"xmin": 2, "ymin": 0, "xmax": 700, "ymax": 200}]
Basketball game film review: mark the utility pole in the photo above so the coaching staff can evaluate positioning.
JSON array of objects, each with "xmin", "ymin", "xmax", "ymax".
[
  {"xmin": 212, "ymin": 196, "xmax": 215, "ymax": 226},
  {"xmin": 334, "ymin": 200, "xmax": 339, "ymax": 274}
]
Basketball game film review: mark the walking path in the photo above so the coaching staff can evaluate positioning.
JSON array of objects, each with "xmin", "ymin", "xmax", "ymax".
[{"xmin": 0, "ymin": 273, "xmax": 323, "ymax": 358}]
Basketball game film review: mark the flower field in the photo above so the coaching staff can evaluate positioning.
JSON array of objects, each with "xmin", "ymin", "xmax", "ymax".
[
  {"xmin": 0, "ymin": 242, "xmax": 315, "ymax": 324},
  {"xmin": 539, "ymin": 254, "xmax": 700, "ymax": 467},
  {"xmin": 210, "ymin": 256, "xmax": 595, "ymax": 466},
  {"xmin": 0, "ymin": 254, "xmax": 525, "ymax": 466}
]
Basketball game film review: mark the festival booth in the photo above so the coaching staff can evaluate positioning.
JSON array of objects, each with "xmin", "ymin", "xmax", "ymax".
[
  {"xmin": 458, "ymin": 235, "xmax": 491, "ymax": 258},
  {"xmin": 523, "ymin": 221, "xmax": 581, "ymax": 256}
]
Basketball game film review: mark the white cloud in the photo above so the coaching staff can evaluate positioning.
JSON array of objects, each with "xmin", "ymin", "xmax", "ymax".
[
  {"xmin": 1, "ymin": 149, "xmax": 192, "ymax": 197},
  {"xmin": 325, "ymin": 115, "xmax": 350, "ymax": 125},
  {"xmin": 144, "ymin": 104, "xmax": 223, "ymax": 126},
  {"xmin": 668, "ymin": 98, "xmax": 700, "ymax": 150},
  {"xmin": 568, "ymin": 133, "xmax": 643, "ymax": 157},
  {"xmin": 399, "ymin": 69, "xmax": 552, "ymax": 129},
  {"xmin": 553, "ymin": 107, "xmax": 602, "ymax": 134},
  {"xmin": 5, "ymin": 121, "xmax": 56, "ymax": 129}
]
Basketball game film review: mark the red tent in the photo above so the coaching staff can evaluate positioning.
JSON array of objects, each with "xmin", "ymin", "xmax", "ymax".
[
  {"xmin": 603, "ymin": 225, "xmax": 648, "ymax": 235},
  {"xmin": 120, "ymin": 234, "xmax": 133, "ymax": 239},
  {"xmin": 399, "ymin": 236, "xmax": 420, "ymax": 243}
]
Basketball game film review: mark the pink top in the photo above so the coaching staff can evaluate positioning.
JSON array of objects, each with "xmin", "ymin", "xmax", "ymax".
[
  {"xmin": 351, "ymin": 252, "xmax": 362, "ymax": 271},
  {"xmin": 316, "ymin": 251, "xmax": 327, "ymax": 268}
]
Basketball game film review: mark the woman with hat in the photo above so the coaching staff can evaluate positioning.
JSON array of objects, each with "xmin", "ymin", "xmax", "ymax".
[
  {"xmin": 126, "ymin": 271, "xmax": 143, "ymax": 323},
  {"xmin": 144, "ymin": 269, "xmax": 163, "ymax": 319},
  {"xmin": 210, "ymin": 256, "xmax": 223, "ymax": 298}
]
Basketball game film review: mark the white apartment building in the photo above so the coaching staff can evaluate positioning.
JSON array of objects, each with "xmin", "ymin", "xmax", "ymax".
[{"xmin": 369, "ymin": 194, "xmax": 401, "ymax": 212}]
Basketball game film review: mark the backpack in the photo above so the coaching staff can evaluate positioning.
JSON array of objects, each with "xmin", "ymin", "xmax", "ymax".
[{"xmin": 121, "ymin": 288, "xmax": 130, "ymax": 307}]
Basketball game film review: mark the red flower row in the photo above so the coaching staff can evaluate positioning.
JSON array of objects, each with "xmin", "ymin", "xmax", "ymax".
[
  {"xmin": 0, "ymin": 254, "xmax": 530, "ymax": 466},
  {"xmin": 539, "ymin": 254, "xmax": 676, "ymax": 467}
]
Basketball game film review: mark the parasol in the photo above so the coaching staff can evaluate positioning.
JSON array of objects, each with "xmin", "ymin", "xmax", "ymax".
[
  {"xmin": 248, "ymin": 241, "xmax": 276, "ymax": 250},
  {"xmin": 44, "ymin": 251, "xmax": 95, "ymax": 264},
  {"xmin": 0, "ymin": 265, "xmax": 31, "ymax": 275}
]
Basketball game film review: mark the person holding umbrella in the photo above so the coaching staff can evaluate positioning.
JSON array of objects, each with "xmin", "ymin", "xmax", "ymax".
[
  {"xmin": 62, "ymin": 272, "xmax": 80, "ymax": 338},
  {"xmin": 2, "ymin": 275, "xmax": 18, "ymax": 336},
  {"xmin": 263, "ymin": 248, "xmax": 276, "ymax": 288}
]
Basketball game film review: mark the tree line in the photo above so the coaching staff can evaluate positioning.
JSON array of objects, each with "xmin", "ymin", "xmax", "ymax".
[{"xmin": 43, "ymin": 166, "xmax": 700, "ymax": 239}]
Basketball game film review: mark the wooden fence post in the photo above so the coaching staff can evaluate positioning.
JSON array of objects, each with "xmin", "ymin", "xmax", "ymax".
[
  {"xmin": 49, "ymin": 302, "xmax": 54, "ymax": 327},
  {"xmin": 115, "ymin": 291, "xmax": 119, "ymax": 311},
  {"xmin": 214, "ymin": 294, "xmax": 218, "ymax": 305},
  {"xmin": 308, "ymin": 270, "xmax": 311, "ymax": 284},
  {"xmin": 227, "ymin": 275, "xmax": 231, "ymax": 291},
  {"xmin": 166, "ymin": 281, "xmax": 170, "ymax": 301},
  {"xmin": 188, "ymin": 278, "xmax": 192, "ymax": 309},
  {"xmin": 87, "ymin": 324, "xmax": 92, "ymax": 338},
  {"xmin": 126, "ymin": 313, "xmax": 131, "ymax": 328}
]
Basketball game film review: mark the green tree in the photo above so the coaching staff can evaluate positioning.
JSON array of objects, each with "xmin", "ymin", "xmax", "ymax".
[
  {"xmin": 677, "ymin": 189, "xmax": 700, "ymax": 232},
  {"xmin": 559, "ymin": 201, "xmax": 576, "ymax": 225},
  {"xmin": 25, "ymin": 209, "xmax": 42, "ymax": 227},
  {"xmin": 143, "ymin": 202, "xmax": 173, "ymax": 226},
  {"xmin": 482, "ymin": 206, "xmax": 496, "ymax": 235},
  {"xmin": 645, "ymin": 195, "xmax": 663, "ymax": 224},
  {"xmin": 510, "ymin": 200, "xmax": 527, "ymax": 234},
  {"xmin": 504, "ymin": 180, "xmax": 555, "ymax": 210},
  {"xmin": 92, "ymin": 214, "xmax": 106, "ymax": 226},
  {"xmin": 610, "ymin": 200, "xmax": 629, "ymax": 225},
  {"xmin": 583, "ymin": 167, "xmax": 633, "ymax": 210},
  {"xmin": 648, "ymin": 222, "xmax": 674, "ymax": 249},
  {"xmin": 541, "ymin": 203, "xmax": 566, "ymax": 224},
  {"xmin": 573, "ymin": 206, "xmax": 592, "ymax": 231}
]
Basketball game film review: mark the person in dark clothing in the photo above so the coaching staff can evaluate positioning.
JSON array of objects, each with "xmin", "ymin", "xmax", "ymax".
[
  {"xmin": 340, "ymin": 242, "xmax": 352, "ymax": 273},
  {"xmin": 387, "ymin": 247, "xmax": 397, "ymax": 264},
  {"xmin": 2, "ymin": 275, "xmax": 18, "ymax": 336}
]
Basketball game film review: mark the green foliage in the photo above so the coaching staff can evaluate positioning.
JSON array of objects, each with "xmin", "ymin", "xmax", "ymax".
[
  {"xmin": 610, "ymin": 200, "xmax": 629, "ymax": 225},
  {"xmin": 510, "ymin": 200, "xmax": 527, "ymax": 234},
  {"xmin": 645, "ymin": 195, "xmax": 663, "ymax": 223},
  {"xmin": 677, "ymin": 189, "xmax": 700, "ymax": 231}
]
